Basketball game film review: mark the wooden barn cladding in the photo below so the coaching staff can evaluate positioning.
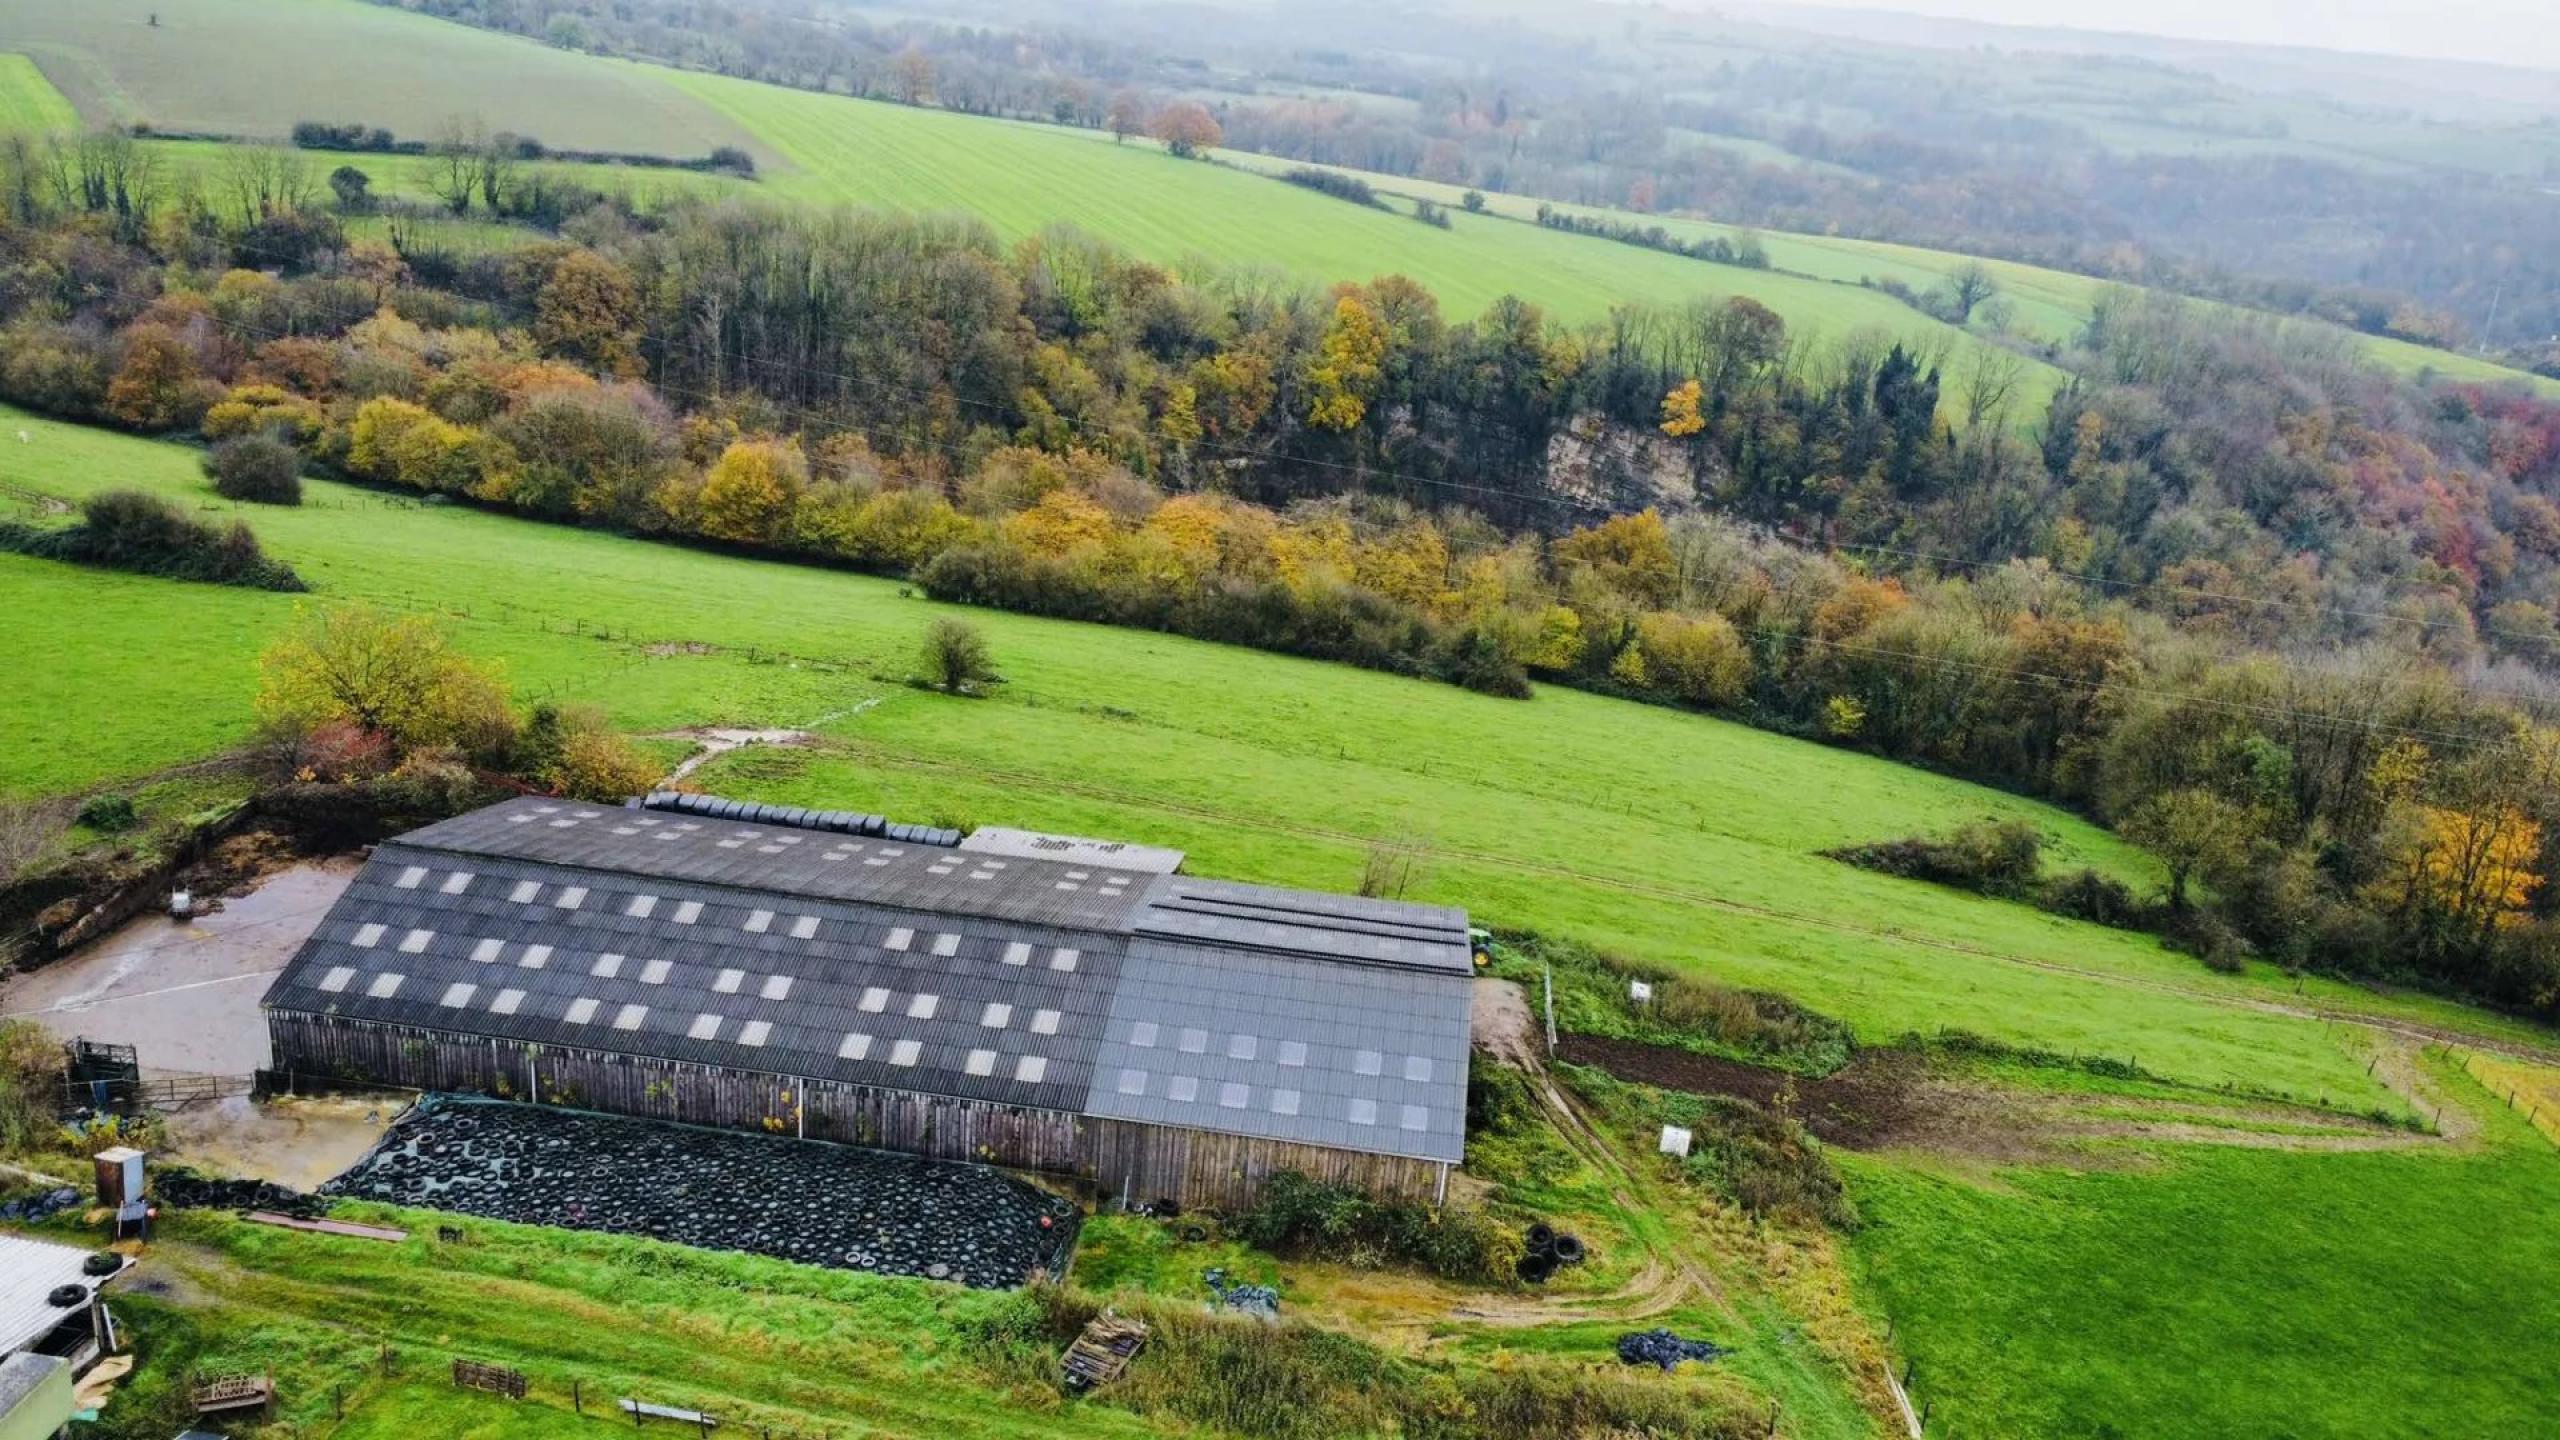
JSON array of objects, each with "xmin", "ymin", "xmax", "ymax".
[{"xmin": 263, "ymin": 795, "xmax": 1470, "ymax": 1208}]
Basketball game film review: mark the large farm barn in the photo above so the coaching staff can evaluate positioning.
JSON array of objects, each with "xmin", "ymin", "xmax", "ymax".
[{"xmin": 263, "ymin": 795, "xmax": 1471, "ymax": 1208}]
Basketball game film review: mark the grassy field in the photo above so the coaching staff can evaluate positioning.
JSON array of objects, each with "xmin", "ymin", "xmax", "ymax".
[
  {"xmin": 5, "ymin": 404, "xmax": 2515, "ymax": 1117},
  {"xmin": 87, "ymin": 1203, "xmax": 1165, "ymax": 1440},
  {"xmin": 0, "ymin": 0, "xmax": 764, "ymax": 159},
  {"xmin": 0, "ymin": 52, "xmax": 74, "ymax": 134},
  {"xmin": 1842, "ymin": 1055, "xmax": 2560, "ymax": 1438}
]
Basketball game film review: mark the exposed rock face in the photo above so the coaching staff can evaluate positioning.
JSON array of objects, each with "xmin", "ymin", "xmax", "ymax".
[{"xmin": 1543, "ymin": 412, "xmax": 1704, "ymax": 514}]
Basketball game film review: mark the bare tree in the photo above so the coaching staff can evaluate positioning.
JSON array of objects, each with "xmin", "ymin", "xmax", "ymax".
[
  {"xmin": 1357, "ymin": 828, "xmax": 1433, "ymax": 900},
  {"xmin": 1941, "ymin": 260, "xmax": 1999, "ymax": 326},
  {"xmin": 430, "ymin": 116, "xmax": 487, "ymax": 215}
]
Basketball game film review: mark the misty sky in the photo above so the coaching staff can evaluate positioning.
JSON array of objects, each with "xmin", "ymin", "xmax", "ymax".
[{"xmin": 1767, "ymin": 0, "xmax": 2560, "ymax": 72}]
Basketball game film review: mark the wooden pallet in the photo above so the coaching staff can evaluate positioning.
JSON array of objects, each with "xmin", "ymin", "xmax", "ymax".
[
  {"xmin": 1062, "ymin": 1311, "xmax": 1148, "ymax": 1391},
  {"xmin": 191, "ymin": 1370, "xmax": 273, "ymax": 1414}
]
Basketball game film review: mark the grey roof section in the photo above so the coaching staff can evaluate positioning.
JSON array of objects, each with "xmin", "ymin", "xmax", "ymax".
[
  {"xmin": 1133, "ymin": 878, "xmax": 1473, "ymax": 973},
  {"xmin": 1081, "ymin": 938, "xmax": 1470, "ymax": 1163},
  {"xmin": 270, "ymin": 798, "xmax": 1473, "ymax": 1167},
  {"xmin": 0, "ymin": 1352, "xmax": 66, "ymax": 1417},
  {"xmin": 265, "ymin": 844, "xmax": 1121, "ymax": 1113},
  {"xmin": 394, "ymin": 797, "xmax": 1149, "ymax": 931}
]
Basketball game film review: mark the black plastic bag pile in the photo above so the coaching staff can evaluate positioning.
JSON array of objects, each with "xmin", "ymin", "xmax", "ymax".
[{"xmin": 1615, "ymin": 1328, "xmax": 1729, "ymax": 1371}]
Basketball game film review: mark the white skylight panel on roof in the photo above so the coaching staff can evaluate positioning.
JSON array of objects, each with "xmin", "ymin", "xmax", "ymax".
[
  {"xmin": 1117, "ymin": 1068, "xmax": 1147, "ymax": 1095},
  {"xmin": 440, "ymin": 867, "xmax": 472, "ymax": 892},
  {"xmin": 1405, "ymin": 1056, "xmax": 1432, "ymax": 1082},
  {"xmin": 738, "ymin": 1020, "xmax": 771, "ymax": 1047},
  {"xmin": 932, "ymin": 932, "xmax": 961, "ymax": 957},
  {"xmin": 859, "ymin": 987, "xmax": 890, "ymax": 1013},
  {"xmin": 1178, "ymin": 1027, "xmax": 1209, "ymax": 1054},
  {"xmin": 1050, "ymin": 948, "xmax": 1080, "ymax": 972},
  {"xmin": 839, "ymin": 1032, "xmax": 873, "ymax": 1060},
  {"xmin": 672, "ymin": 901, "xmax": 702, "ymax": 925},
  {"xmin": 491, "ymin": 988, "xmax": 525, "ymax": 1015},
  {"xmin": 399, "ymin": 928, "xmax": 433, "ymax": 954},
  {"xmin": 319, "ymin": 966, "xmax": 355, "ymax": 993},
  {"xmin": 760, "ymin": 975, "xmax": 792, "ymax": 1001},
  {"xmin": 889, "ymin": 1039, "xmax": 921, "ymax": 1067},
  {"xmin": 640, "ymin": 959, "xmax": 672, "ymax": 985},
  {"xmin": 1167, "ymin": 1076, "xmax": 1199, "ymax": 1103},
  {"xmin": 626, "ymin": 895, "xmax": 657, "ymax": 919},
  {"xmin": 1031, "ymin": 1009, "xmax": 1061, "ymax": 1036},
  {"xmin": 592, "ymin": 953, "xmax": 624, "ymax": 978},
  {"xmin": 790, "ymin": 915, "xmax": 820, "ymax": 940},
  {"xmin": 1400, "ymin": 1104, "xmax": 1428, "ymax": 1132},
  {"xmin": 1348, "ymin": 1097, "xmax": 1379, "ymax": 1125},
  {"xmin": 907, "ymin": 993, "xmax": 939, "ymax": 1020},
  {"xmin": 472, "ymin": 938, "xmax": 504, "ymax": 964},
  {"xmin": 965, "ymin": 1049, "xmax": 997, "ymax": 1077},
  {"xmin": 439, "ymin": 982, "xmax": 476, "ymax": 1008},
  {"xmin": 510, "ymin": 881, "xmax": 542, "ymax": 904},
  {"xmin": 519, "ymin": 944, "xmax": 552, "ymax": 969},
  {"xmin": 744, "ymin": 909, "xmax": 773, "ymax": 934},
  {"xmin": 713, "ymin": 968, "xmax": 744, "ymax": 994},
  {"xmin": 1354, "ymin": 1049, "xmax": 1384, "ymax": 1076},
  {"xmin": 1277, "ymin": 1039, "xmax": 1308, "ymax": 1067},
  {"xmin": 367, "ymin": 972, "xmax": 405, "ymax": 999},
  {"xmin": 554, "ymin": 886, "xmax": 588, "ymax": 910},
  {"xmin": 352, "ymin": 923, "xmax": 385, "ymax": 948},
  {"xmin": 394, "ymin": 866, "xmax": 427, "ymax": 889},
  {"xmin": 980, "ymin": 1002, "xmax": 1012, "ymax": 1029},
  {"xmin": 1229, "ymin": 1034, "xmax": 1257, "ymax": 1060},
  {"xmin": 885, "ymin": 927, "xmax": 913, "ymax": 951},
  {"xmin": 1271, "ymin": 1088, "xmax": 1301, "ymax": 1116},
  {"xmin": 1219, "ymin": 1082, "xmax": 1249, "ymax": 1109},
  {"xmin": 612, "ymin": 1003, "xmax": 647, "ymax": 1031},
  {"xmin": 1130, "ymin": 1021, "xmax": 1158, "ymax": 1047},
  {"xmin": 566, "ymin": 997, "xmax": 600, "ymax": 1024},
  {"xmin": 1015, "ymin": 1055, "xmax": 1048, "ymax": 1083},
  {"xmin": 1002, "ymin": 942, "xmax": 1032, "ymax": 966}
]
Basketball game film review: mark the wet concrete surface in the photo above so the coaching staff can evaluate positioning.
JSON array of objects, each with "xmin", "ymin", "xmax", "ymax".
[{"xmin": 2, "ymin": 860, "xmax": 354, "ymax": 1076}]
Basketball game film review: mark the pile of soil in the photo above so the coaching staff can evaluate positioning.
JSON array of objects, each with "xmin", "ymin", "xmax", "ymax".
[
  {"xmin": 323, "ymin": 1099, "xmax": 1079, "ymax": 1288},
  {"xmin": 1554, "ymin": 1034, "xmax": 1929, "ymax": 1148}
]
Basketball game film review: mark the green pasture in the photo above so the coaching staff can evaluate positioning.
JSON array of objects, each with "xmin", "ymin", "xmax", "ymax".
[
  {"xmin": 1843, "ymin": 1056, "xmax": 2560, "ymax": 1439},
  {"xmin": 0, "ymin": 0, "xmax": 763, "ymax": 160},
  {"xmin": 0, "ymin": 405, "xmax": 2488, "ymax": 1108},
  {"xmin": 0, "ymin": 52, "xmax": 75, "ymax": 135}
]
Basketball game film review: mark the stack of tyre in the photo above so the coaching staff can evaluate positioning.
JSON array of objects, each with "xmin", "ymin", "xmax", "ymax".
[{"xmin": 1516, "ymin": 1221, "xmax": 1586, "ymax": 1284}]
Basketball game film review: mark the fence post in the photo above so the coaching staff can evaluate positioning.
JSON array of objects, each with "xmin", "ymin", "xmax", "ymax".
[{"xmin": 574, "ymin": 1378, "xmax": 582, "ymax": 1415}]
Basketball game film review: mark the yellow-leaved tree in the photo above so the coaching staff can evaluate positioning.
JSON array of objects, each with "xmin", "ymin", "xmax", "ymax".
[
  {"xmin": 256, "ymin": 605, "xmax": 513, "ymax": 758},
  {"xmin": 1305, "ymin": 295, "xmax": 1387, "ymax": 432},
  {"xmin": 693, "ymin": 438, "xmax": 808, "ymax": 544},
  {"xmin": 1659, "ymin": 378, "xmax": 1706, "ymax": 437}
]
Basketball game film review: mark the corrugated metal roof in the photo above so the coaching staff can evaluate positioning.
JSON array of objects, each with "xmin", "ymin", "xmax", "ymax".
[
  {"xmin": 0, "ymin": 1233, "xmax": 119, "ymax": 1357},
  {"xmin": 267, "ymin": 798, "xmax": 1472, "ymax": 1165}
]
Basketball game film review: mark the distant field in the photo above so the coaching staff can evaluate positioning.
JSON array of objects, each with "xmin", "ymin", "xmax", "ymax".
[
  {"xmin": 661, "ymin": 70, "xmax": 2065, "ymax": 414},
  {"xmin": 1211, "ymin": 149, "xmax": 2560, "ymax": 400},
  {"xmin": 0, "ymin": 0, "xmax": 765, "ymax": 160},
  {"xmin": 0, "ymin": 404, "xmax": 2483, "ymax": 1112},
  {"xmin": 138, "ymin": 137, "xmax": 748, "ymax": 211},
  {"xmin": 0, "ymin": 52, "xmax": 75, "ymax": 134}
]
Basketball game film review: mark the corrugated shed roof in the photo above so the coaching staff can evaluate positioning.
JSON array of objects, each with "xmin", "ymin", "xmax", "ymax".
[
  {"xmin": 0, "ymin": 1233, "xmax": 118, "ymax": 1357},
  {"xmin": 268, "ymin": 798, "xmax": 1472, "ymax": 1165}
]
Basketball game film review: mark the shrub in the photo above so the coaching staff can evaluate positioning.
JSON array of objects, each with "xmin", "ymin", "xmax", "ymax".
[
  {"xmin": 920, "ymin": 617, "xmax": 1000, "ymax": 695},
  {"xmin": 0, "ymin": 490, "xmax": 305, "ymax": 591},
  {"xmin": 515, "ymin": 704, "xmax": 660, "ymax": 800},
  {"xmin": 202, "ymin": 434, "xmax": 304, "ymax": 504},
  {"xmin": 74, "ymin": 794, "xmax": 137, "ymax": 833},
  {"xmin": 1825, "ymin": 818, "xmax": 2044, "ymax": 897},
  {"xmin": 1230, "ymin": 1171, "xmax": 1522, "ymax": 1286},
  {"xmin": 255, "ymin": 605, "xmax": 515, "ymax": 761},
  {"xmin": 1281, "ymin": 167, "xmax": 1383, "ymax": 208}
]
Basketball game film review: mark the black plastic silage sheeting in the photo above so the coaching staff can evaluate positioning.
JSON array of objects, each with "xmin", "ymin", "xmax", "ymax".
[
  {"xmin": 321, "ymin": 1098, "xmax": 1078, "ymax": 1288},
  {"xmin": 1615, "ymin": 1328, "xmax": 1728, "ymax": 1370}
]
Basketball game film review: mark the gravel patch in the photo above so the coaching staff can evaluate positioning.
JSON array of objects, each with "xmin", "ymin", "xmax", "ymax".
[{"xmin": 323, "ymin": 1098, "xmax": 1078, "ymax": 1288}]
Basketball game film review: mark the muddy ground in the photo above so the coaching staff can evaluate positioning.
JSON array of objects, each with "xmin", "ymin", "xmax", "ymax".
[
  {"xmin": 1554, "ymin": 1033, "xmax": 1928, "ymax": 1148},
  {"xmin": 2, "ymin": 859, "xmax": 354, "ymax": 1076}
]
